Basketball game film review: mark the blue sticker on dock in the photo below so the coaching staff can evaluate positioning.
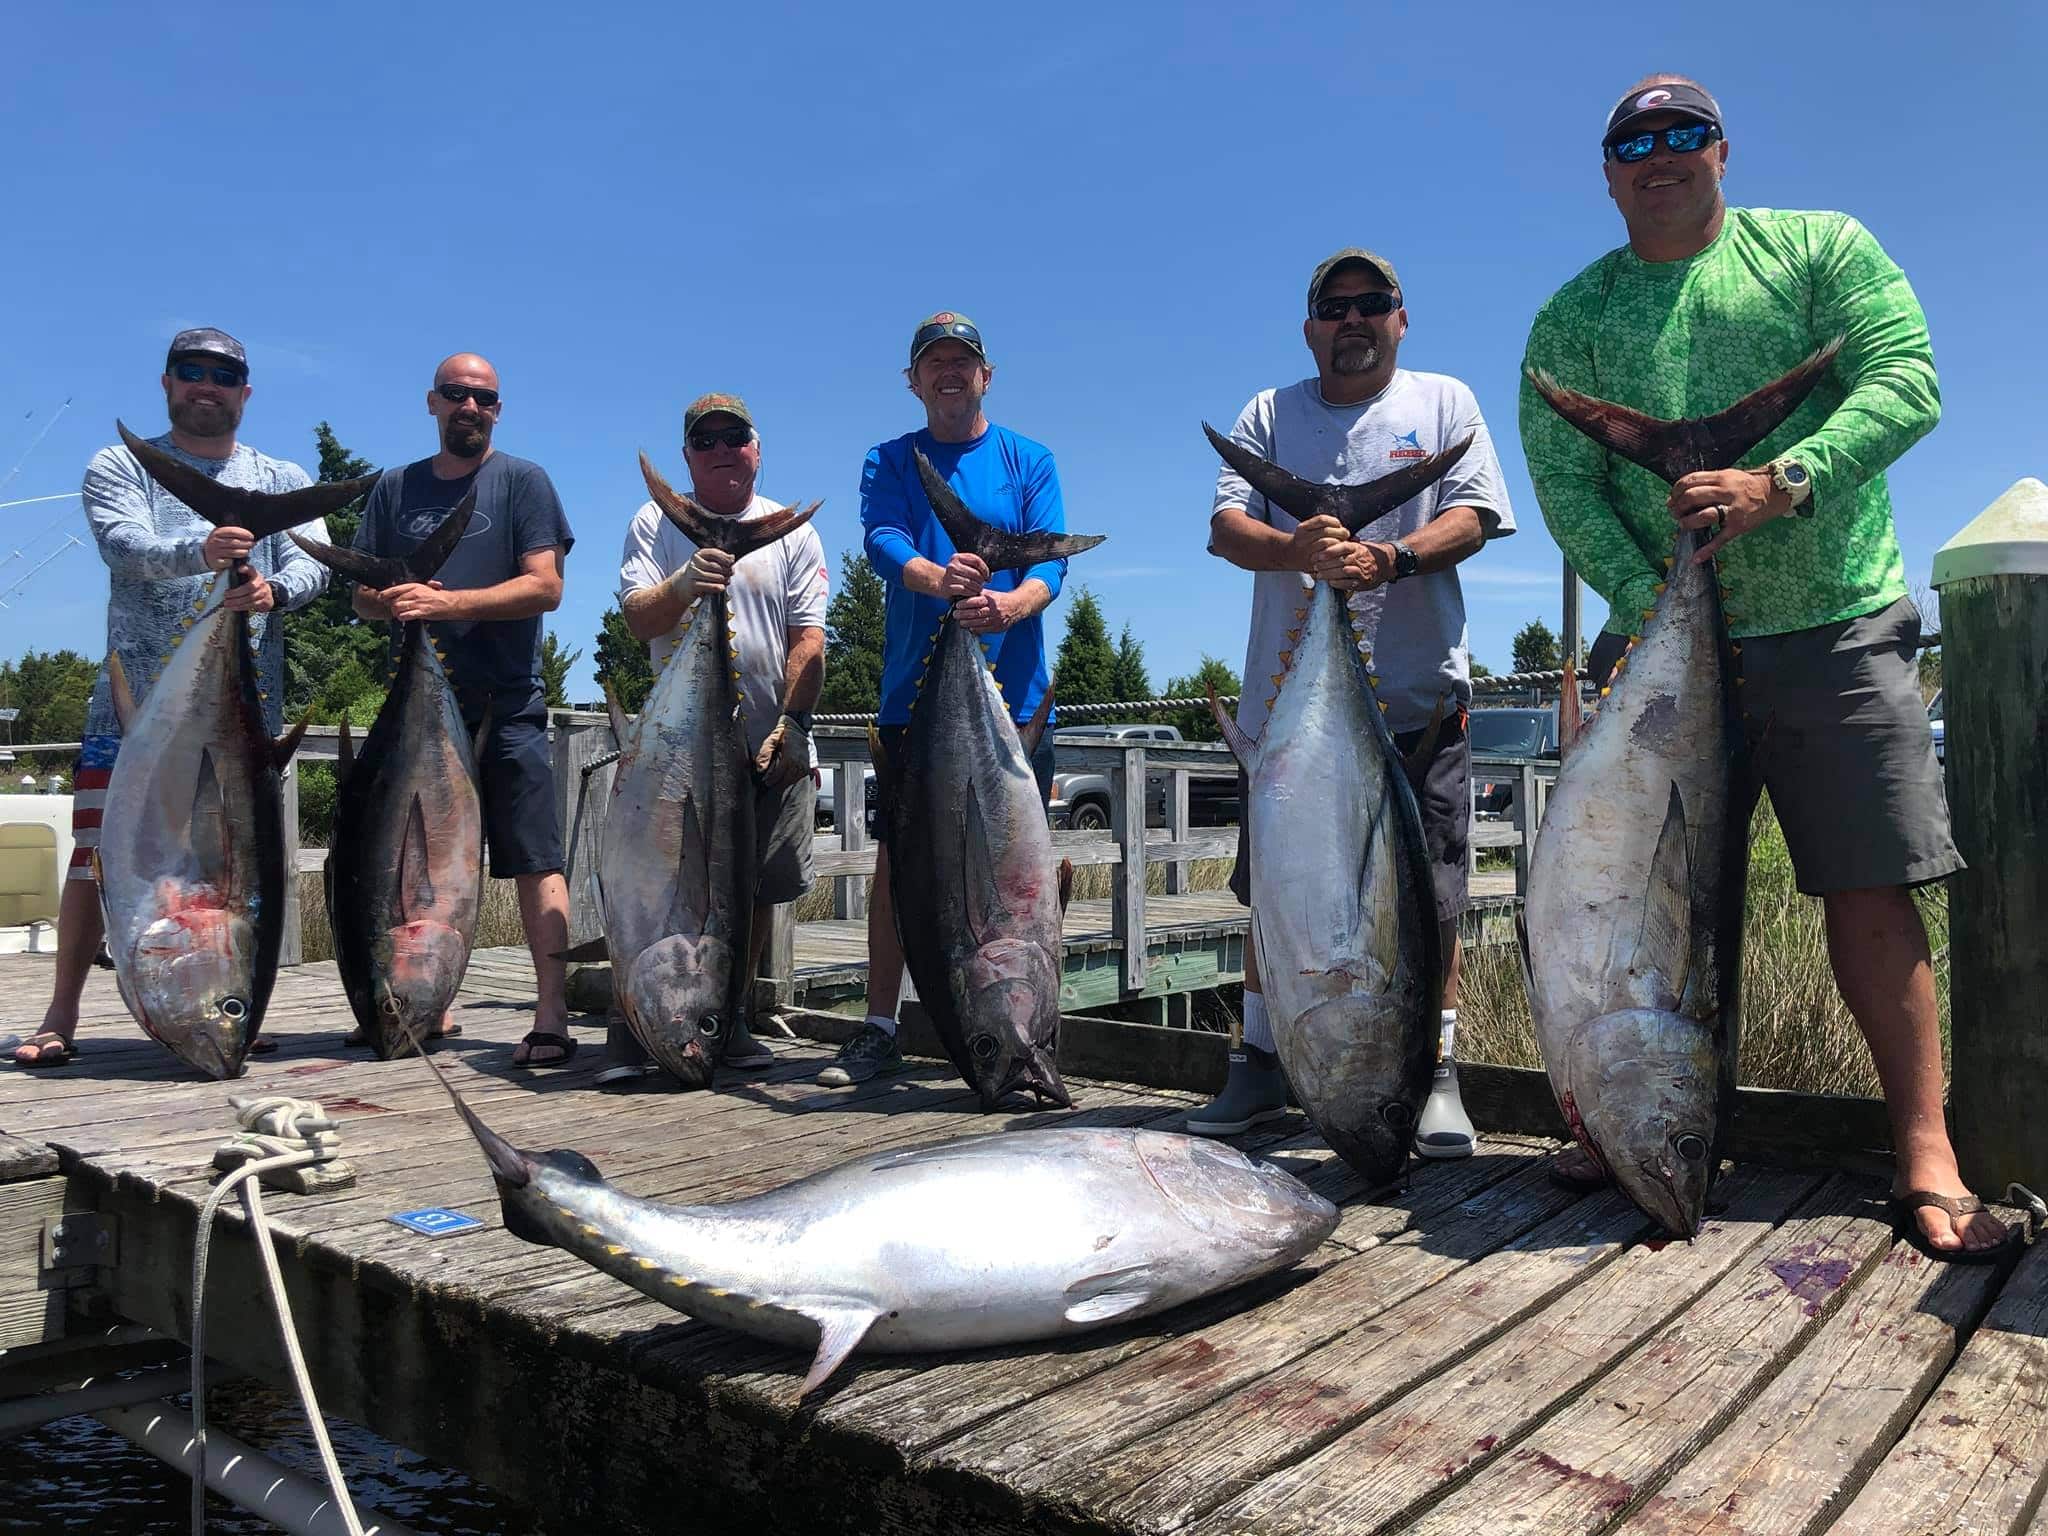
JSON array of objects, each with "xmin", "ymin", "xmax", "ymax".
[{"xmin": 388, "ymin": 1207, "xmax": 484, "ymax": 1239}]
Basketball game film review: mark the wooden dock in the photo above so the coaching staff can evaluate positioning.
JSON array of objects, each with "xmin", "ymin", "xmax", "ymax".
[{"xmin": 5, "ymin": 949, "xmax": 2046, "ymax": 1536}]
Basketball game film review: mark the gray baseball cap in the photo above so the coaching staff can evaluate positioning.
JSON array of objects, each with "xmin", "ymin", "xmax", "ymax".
[{"xmin": 166, "ymin": 327, "xmax": 248, "ymax": 373}]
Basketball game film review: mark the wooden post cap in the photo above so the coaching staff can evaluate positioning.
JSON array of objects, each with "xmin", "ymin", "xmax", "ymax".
[{"xmin": 1932, "ymin": 477, "xmax": 2048, "ymax": 585}]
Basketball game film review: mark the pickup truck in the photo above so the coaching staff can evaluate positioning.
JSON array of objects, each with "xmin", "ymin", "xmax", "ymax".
[
  {"xmin": 1469, "ymin": 706, "xmax": 1560, "ymax": 818},
  {"xmin": 1048, "ymin": 724, "xmax": 1238, "ymax": 831}
]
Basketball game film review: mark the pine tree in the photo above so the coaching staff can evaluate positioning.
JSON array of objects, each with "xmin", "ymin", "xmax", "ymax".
[
  {"xmin": 1511, "ymin": 619, "xmax": 1562, "ymax": 674},
  {"xmin": 593, "ymin": 606, "xmax": 656, "ymax": 713},
  {"xmin": 283, "ymin": 422, "xmax": 390, "ymax": 724},
  {"xmin": 818, "ymin": 552, "xmax": 886, "ymax": 716},
  {"xmin": 1052, "ymin": 587, "xmax": 1118, "ymax": 706},
  {"xmin": 540, "ymin": 630, "xmax": 581, "ymax": 708},
  {"xmin": 1160, "ymin": 655, "xmax": 1242, "ymax": 742},
  {"xmin": 1109, "ymin": 623, "xmax": 1153, "ymax": 702}
]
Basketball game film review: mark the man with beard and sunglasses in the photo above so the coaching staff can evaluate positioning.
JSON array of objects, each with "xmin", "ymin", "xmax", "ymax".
[
  {"xmin": 12, "ymin": 327, "xmax": 330, "ymax": 1071},
  {"xmin": 818, "ymin": 312, "xmax": 1076, "ymax": 1088},
  {"xmin": 350, "ymin": 353, "xmax": 578, "ymax": 1067},
  {"xmin": 598, "ymin": 392, "xmax": 829, "ymax": 1087},
  {"xmin": 1518, "ymin": 76, "xmax": 2006, "ymax": 1260},
  {"xmin": 1191, "ymin": 251, "xmax": 1515, "ymax": 1156}
]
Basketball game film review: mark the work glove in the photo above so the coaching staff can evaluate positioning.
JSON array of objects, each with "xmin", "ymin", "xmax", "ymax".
[
  {"xmin": 670, "ymin": 547, "xmax": 734, "ymax": 604},
  {"xmin": 754, "ymin": 713, "xmax": 811, "ymax": 790}
]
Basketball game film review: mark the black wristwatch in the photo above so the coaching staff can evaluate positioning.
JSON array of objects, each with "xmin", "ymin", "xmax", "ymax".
[{"xmin": 1389, "ymin": 541, "xmax": 1420, "ymax": 582}]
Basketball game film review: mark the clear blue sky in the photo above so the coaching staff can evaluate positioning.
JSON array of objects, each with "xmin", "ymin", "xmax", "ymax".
[{"xmin": 4, "ymin": 1, "xmax": 2041, "ymax": 706}]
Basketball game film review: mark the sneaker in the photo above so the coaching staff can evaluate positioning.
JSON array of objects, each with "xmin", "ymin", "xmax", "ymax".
[
  {"xmin": 1186, "ymin": 1044, "xmax": 1289, "ymax": 1137},
  {"xmin": 817, "ymin": 1023, "xmax": 906, "ymax": 1086},
  {"xmin": 1414, "ymin": 1057, "xmax": 1477, "ymax": 1160},
  {"xmin": 720, "ymin": 1017, "xmax": 776, "ymax": 1071}
]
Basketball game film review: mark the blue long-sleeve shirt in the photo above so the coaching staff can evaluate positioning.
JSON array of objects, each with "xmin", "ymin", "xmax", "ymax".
[{"xmin": 860, "ymin": 423, "xmax": 1069, "ymax": 726}]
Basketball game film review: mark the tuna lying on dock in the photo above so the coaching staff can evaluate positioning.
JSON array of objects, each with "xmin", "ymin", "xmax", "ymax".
[
  {"xmin": 881, "ymin": 450, "xmax": 1104, "ymax": 1110},
  {"xmin": 434, "ymin": 1060, "xmax": 1338, "ymax": 1394},
  {"xmin": 1203, "ymin": 424, "xmax": 1469, "ymax": 1185},
  {"xmin": 290, "ymin": 495, "xmax": 484, "ymax": 1058},
  {"xmin": 597, "ymin": 456, "xmax": 820, "ymax": 1088},
  {"xmin": 95, "ymin": 424, "xmax": 379, "ymax": 1078},
  {"xmin": 1520, "ymin": 342, "xmax": 1841, "ymax": 1237}
]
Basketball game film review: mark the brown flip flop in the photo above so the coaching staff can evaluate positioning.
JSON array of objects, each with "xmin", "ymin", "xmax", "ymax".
[{"xmin": 1889, "ymin": 1190, "xmax": 2025, "ymax": 1265}]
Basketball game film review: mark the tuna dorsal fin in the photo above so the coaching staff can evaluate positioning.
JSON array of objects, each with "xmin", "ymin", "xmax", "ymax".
[
  {"xmin": 1019, "ymin": 679, "xmax": 1056, "ymax": 756},
  {"xmin": 1207, "ymin": 682, "xmax": 1257, "ymax": 769},
  {"xmin": 1524, "ymin": 340, "xmax": 1842, "ymax": 484},
  {"xmin": 603, "ymin": 681, "xmax": 631, "ymax": 749},
  {"xmin": 118, "ymin": 421, "xmax": 381, "ymax": 538},
  {"xmin": 191, "ymin": 747, "xmax": 228, "ymax": 888},
  {"xmin": 1057, "ymin": 856, "xmax": 1074, "ymax": 915},
  {"xmin": 799, "ymin": 1304, "xmax": 884, "ymax": 1397},
  {"xmin": 637, "ymin": 451, "xmax": 824, "ymax": 558},
  {"xmin": 554, "ymin": 937, "xmax": 610, "ymax": 964},
  {"xmin": 273, "ymin": 711, "xmax": 312, "ymax": 770},
  {"xmin": 1616, "ymin": 783, "xmax": 1693, "ymax": 1011},
  {"xmin": 107, "ymin": 652, "xmax": 138, "ymax": 733},
  {"xmin": 398, "ymin": 793, "xmax": 436, "ymax": 922},
  {"xmin": 1202, "ymin": 422, "xmax": 1474, "ymax": 534},
  {"xmin": 911, "ymin": 448, "xmax": 1106, "ymax": 572},
  {"xmin": 336, "ymin": 716, "xmax": 354, "ymax": 775},
  {"xmin": 1559, "ymin": 650, "xmax": 1585, "ymax": 756},
  {"xmin": 669, "ymin": 791, "xmax": 714, "ymax": 935},
  {"xmin": 962, "ymin": 779, "xmax": 1011, "ymax": 945},
  {"xmin": 867, "ymin": 723, "xmax": 888, "ymax": 778}
]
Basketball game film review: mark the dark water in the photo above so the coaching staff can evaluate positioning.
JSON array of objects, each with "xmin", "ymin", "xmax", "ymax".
[{"xmin": 1, "ymin": 1383, "xmax": 550, "ymax": 1534}]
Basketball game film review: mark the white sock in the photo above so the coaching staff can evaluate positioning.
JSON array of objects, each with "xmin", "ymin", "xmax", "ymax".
[
  {"xmin": 1439, "ymin": 1009, "xmax": 1458, "ymax": 1062},
  {"xmin": 1241, "ymin": 991, "xmax": 1275, "ymax": 1053},
  {"xmin": 866, "ymin": 1012, "xmax": 898, "ymax": 1039}
]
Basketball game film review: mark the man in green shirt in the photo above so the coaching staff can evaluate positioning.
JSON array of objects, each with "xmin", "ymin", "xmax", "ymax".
[{"xmin": 1520, "ymin": 74, "xmax": 2004, "ymax": 1258}]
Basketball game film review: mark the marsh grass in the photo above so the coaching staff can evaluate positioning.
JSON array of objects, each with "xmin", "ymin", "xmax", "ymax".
[{"xmin": 297, "ymin": 863, "xmax": 526, "ymax": 964}]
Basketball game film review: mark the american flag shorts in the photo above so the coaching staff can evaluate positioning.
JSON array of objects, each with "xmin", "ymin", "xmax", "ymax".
[{"xmin": 68, "ymin": 733, "xmax": 119, "ymax": 880}]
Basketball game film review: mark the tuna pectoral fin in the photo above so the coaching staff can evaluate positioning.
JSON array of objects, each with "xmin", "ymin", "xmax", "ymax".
[
  {"xmin": 1063, "ymin": 1264, "xmax": 1165, "ymax": 1324},
  {"xmin": 108, "ymin": 652, "xmax": 139, "ymax": 733},
  {"xmin": 799, "ymin": 1304, "xmax": 884, "ymax": 1396},
  {"xmin": 1616, "ymin": 784, "xmax": 1693, "ymax": 1011},
  {"xmin": 666, "ymin": 792, "xmax": 714, "ymax": 934},
  {"xmin": 119, "ymin": 422, "xmax": 382, "ymax": 538},
  {"xmin": 397, "ymin": 794, "xmax": 436, "ymax": 922},
  {"xmin": 912, "ymin": 448, "xmax": 1105, "ymax": 571},
  {"xmin": 962, "ymin": 781, "xmax": 1012, "ymax": 945},
  {"xmin": 191, "ymin": 749, "xmax": 229, "ymax": 887}
]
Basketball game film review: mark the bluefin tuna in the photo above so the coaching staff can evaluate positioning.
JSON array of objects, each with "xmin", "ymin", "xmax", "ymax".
[
  {"xmin": 1520, "ymin": 342, "xmax": 1841, "ymax": 1236},
  {"xmin": 596, "ymin": 456, "xmax": 819, "ymax": 1088},
  {"xmin": 288, "ymin": 496, "xmax": 483, "ymax": 1058},
  {"xmin": 94, "ymin": 424, "xmax": 378, "ymax": 1077},
  {"xmin": 432, "ymin": 1058, "xmax": 1337, "ymax": 1395},
  {"xmin": 884, "ymin": 452, "xmax": 1104, "ymax": 1109},
  {"xmin": 1202, "ymin": 425, "xmax": 1470, "ymax": 1185}
]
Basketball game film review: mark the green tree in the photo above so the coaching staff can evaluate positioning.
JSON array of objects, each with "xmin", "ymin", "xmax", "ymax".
[
  {"xmin": 1052, "ymin": 587, "xmax": 1118, "ymax": 706},
  {"xmin": 540, "ymin": 630, "xmax": 581, "ymax": 709},
  {"xmin": 818, "ymin": 552, "xmax": 886, "ymax": 716},
  {"xmin": 1109, "ymin": 623, "xmax": 1153, "ymax": 702},
  {"xmin": 1511, "ymin": 618, "xmax": 1562, "ymax": 674},
  {"xmin": 1160, "ymin": 655, "xmax": 1242, "ymax": 742},
  {"xmin": 283, "ymin": 422, "xmax": 390, "ymax": 725},
  {"xmin": 1470, "ymin": 657, "xmax": 1493, "ymax": 679},
  {"xmin": 593, "ymin": 606, "xmax": 656, "ymax": 713},
  {"xmin": 0, "ymin": 648, "xmax": 99, "ymax": 779}
]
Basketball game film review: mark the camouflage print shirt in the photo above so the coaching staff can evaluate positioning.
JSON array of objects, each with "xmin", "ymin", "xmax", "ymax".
[
  {"xmin": 80, "ymin": 433, "xmax": 329, "ymax": 738},
  {"xmin": 1518, "ymin": 207, "xmax": 1940, "ymax": 638}
]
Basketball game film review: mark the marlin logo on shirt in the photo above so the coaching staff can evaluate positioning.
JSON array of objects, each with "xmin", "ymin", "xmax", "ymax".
[{"xmin": 1388, "ymin": 429, "xmax": 1428, "ymax": 462}]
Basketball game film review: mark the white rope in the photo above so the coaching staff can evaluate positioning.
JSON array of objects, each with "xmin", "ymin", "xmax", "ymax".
[{"xmin": 190, "ymin": 1096, "xmax": 366, "ymax": 1536}]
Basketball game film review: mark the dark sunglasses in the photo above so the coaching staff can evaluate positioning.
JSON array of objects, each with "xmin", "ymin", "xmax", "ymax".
[
  {"xmin": 1604, "ymin": 121, "xmax": 1722, "ymax": 163},
  {"xmin": 436, "ymin": 383, "xmax": 500, "ymax": 409},
  {"xmin": 688, "ymin": 426, "xmax": 754, "ymax": 451},
  {"xmin": 1311, "ymin": 290, "xmax": 1401, "ymax": 323},
  {"xmin": 171, "ymin": 360, "xmax": 246, "ymax": 387}
]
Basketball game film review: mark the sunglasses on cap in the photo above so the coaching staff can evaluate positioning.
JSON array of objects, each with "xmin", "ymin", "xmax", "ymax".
[
  {"xmin": 911, "ymin": 319, "xmax": 984, "ymax": 362},
  {"xmin": 436, "ymin": 383, "xmax": 500, "ymax": 409},
  {"xmin": 687, "ymin": 425, "xmax": 754, "ymax": 452},
  {"xmin": 1604, "ymin": 121, "xmax": 1722, "ymax": 164},
  {"xmin": 171, "ymin": 360, "xmax": 247, "ymax": 387},
  {"xmin": 1311, "ymin": 290, "xmax": 1401, "ymax": 323}
]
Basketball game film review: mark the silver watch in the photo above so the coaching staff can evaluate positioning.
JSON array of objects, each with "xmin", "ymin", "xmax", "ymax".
[{"xmin": 1768, "ymin": 457, "xmax": 1813, "ymax": 515}]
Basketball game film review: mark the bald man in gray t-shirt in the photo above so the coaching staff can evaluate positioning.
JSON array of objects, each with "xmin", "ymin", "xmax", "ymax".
[{"xmin": 1189, "ymin": 248, "xmax": 1515, "ymax": 1158}]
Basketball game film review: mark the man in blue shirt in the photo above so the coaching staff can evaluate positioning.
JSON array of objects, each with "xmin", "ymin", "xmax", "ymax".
[{"xmin": 819, "ymin": 312, "xmax": 1074, "ymax": 1086}]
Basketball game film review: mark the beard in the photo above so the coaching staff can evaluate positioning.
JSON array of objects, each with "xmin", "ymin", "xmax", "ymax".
[
  {"xmin": 442, "ymin": 415, "xmax": 493, "ymax": 458},
  {"xmin": 1331, "ymin": 336, "xmax": 1381, "ymax": 376},
  {"xmin": 168, "ymin": 395, "xmax": 242, "ymax": 439}
]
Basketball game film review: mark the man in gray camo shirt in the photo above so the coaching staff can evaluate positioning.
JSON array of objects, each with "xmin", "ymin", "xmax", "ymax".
[{"xmin": 10, "ymin": 327, "xmax": 330, "ymax": 1070}]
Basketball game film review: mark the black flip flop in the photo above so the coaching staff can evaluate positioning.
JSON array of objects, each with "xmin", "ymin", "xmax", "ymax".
[
  {"xmin": 1889, "ymin": 1191, "xmax": 2025, "ymax": 1265},
  {"xmin": 515, "ymin": 1030, "xmax": 579, "ymax": 1069},
  {"xmin": 12, "ymin": 1033, "xmax": 76, "ymax": 1069}
]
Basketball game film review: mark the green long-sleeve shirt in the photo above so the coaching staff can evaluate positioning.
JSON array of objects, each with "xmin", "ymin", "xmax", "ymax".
[{"xmin": 1518, "ymin": 207, "xmax": 1939, "ymax": 638}]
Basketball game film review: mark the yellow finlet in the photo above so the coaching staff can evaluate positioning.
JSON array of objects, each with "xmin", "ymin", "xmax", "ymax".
[
  {"xmin": 1276, "ymin": 650, "xmax": 1293, "ymax": 669},
  {"xmin": 604, "ymin": 1244, "xmax": 626, "ymax": 1257}
]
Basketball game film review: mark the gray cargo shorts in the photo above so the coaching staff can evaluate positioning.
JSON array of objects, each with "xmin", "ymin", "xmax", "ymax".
[{"xmin": 756, "ymin": 772, "xmax": 818, "ymax": 906}]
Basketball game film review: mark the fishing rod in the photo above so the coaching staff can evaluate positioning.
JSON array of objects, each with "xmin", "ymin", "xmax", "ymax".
[
  {"xmin": 0, "ymin": 534, "xmax": 83, "ymax": 609},
  {"xmin": 0, "ymin": 396, "xmax": 72, "ymax": 497}
]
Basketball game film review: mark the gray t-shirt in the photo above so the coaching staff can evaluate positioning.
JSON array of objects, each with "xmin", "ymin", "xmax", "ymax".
[
  {"xmin": 80, "ymin": 435, "xmax": 329, "ymax": 739},
  {"xmin": 1211, "ymin": 369, "xmax": 1515, "ymax": 736}
]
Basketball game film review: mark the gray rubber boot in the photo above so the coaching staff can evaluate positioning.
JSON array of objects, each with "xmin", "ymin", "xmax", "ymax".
[
  {"xmin": 1186, "ymin": 1043, "xmax": 1289, "ymax": 1137},
  {"xmin": 1414, "ymin": 1056, "xmax": 1477, "ymax": 1159}
]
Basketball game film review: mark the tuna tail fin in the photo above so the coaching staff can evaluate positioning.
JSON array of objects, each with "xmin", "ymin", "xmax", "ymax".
[
  {"xmin": 273, "ymin": 711, "xmax": 312, "ymax": 770},
  {"xmin": 118, "ymin": 421, "xmax": 380, "ymax": 539},
  {"xmin": 1523, "ymin": 340, "xmax": 1841, "ymax": 484},
  {"xmin": 420, "ymin": 1052, "xmax": 533, "ymax": 1188},
  {"xmin": 288, "ymin": 490, "xmax": 476, "ymax": 588},
  {"xmin": 1202, "ymin": 423, "xmax": 1474, "ymax": 534},
  {"xmin": 107, "ymin": 652, "xmax": 139, "ymax": 733},
  {"xmin": 1207, "ymin": 682, "xmax": 1256, "ymax": 769},
  {"xmin": 911, "ymin": 448, "xmax": 1106, "ymax": 572},
  {"xmin": 637, "ymin": 451, "xmax": 823, "ymax": 556},
  {"xmin": 1019, "ymin": 679, "xmax": 1056, "ymax": 756}
]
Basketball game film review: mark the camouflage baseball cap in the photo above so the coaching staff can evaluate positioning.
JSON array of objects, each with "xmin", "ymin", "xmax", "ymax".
[
  {"xmin": 1306, "ymin": 249, "xmax": 1401, "ymax": 312},
  {"xmin": 909, "ymin": 312, "xmax": 986, "ymax": 367},
  {"xmin": 683, "ymin": 392, "xmax": 754, "ymax": 435},
  {"xmin": 166, "ymin": 326, "xmax": 248, "ymax": 373}
]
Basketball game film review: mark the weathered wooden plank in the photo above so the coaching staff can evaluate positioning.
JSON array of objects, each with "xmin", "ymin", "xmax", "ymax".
[
  {"xmin": 1827, "ymin": 1240, "xmax": 2048, "ymax": 1536},
  {"xmin": 1389, "ymin": 1176, "xmax": 1897, "ymax": 1536},
  {"xmin": 0, "ymin": 1130, "xmax": 58, "ymax": 1180},
  {"xmin": 0, "ymin": 1175, "xmax": 78, "ymax": 1346}
]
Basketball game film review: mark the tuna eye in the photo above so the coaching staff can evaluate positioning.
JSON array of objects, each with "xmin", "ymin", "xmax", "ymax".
[
  {"xmin": 1380, "ymin": 1101, "xmax": 1414, "ymax": 1130},
  {"xmin": 1675, "ymin": 1133, "xmax": 1709, "ymax": 1162},
  {"xmin": 970, "ymin": 1035, "xmax": 998, "ymax": 1060},
  {"xmin": 699, "ymin": 1015, "xmax": 722, "ymax": 1036},
  {"xmin": 220, "ymin": 996, "xmax": 248, "ymax": 1023}
]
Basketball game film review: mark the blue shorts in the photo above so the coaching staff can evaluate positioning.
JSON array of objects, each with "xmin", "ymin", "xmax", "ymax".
[
  {"xmin": 472, "ymin": 709, "xmax": 564, "ymax": 879},
  {"xmin": 871, "ymin": 722, "xmax": 1055, "ymax": 844}
]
